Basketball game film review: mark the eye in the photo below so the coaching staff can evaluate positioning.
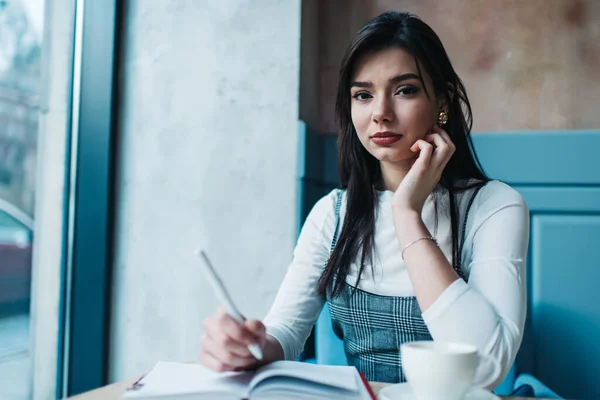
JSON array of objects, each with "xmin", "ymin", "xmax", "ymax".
[
  {"xmin": 352, "ymin": 91, "xmax": 372, "ymax": 101},
  {"xmin": 395, "ymin": 86, "xmax": 419, "ymax": 96}
]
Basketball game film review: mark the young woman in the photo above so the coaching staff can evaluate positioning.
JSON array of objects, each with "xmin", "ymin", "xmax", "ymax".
[{"xmin": 198, "ymin": 11, "xmax": 529, "ymax": 388}]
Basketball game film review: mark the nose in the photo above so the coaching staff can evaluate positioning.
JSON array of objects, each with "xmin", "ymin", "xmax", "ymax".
[{"xmin": 372, "ymin": 96, "xmax": 395, "ymax": 124}]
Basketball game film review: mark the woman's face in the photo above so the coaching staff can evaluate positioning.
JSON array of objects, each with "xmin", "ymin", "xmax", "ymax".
[{"xmin": 350, "ymin": 47, "xmax": 443, "ymax": 164}]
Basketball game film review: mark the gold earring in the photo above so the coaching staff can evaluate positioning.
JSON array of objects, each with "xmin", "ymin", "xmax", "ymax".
[{"xmin": 437, "ymin": 110, "xmax": 448, "ymax": 127}]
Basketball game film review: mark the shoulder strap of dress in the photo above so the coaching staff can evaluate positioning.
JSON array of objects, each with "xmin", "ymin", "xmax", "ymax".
[
  {"xmin": 458, "ymin": 182, "xmax": 487, "ymax": 271},
  {"xmin": 329, "ymin": 189, "xmax": 343, "ymax": 255}
]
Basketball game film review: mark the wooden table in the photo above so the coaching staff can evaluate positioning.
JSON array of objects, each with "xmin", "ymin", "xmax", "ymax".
[{"xmin": 68, "ymin": 378, "xmax": 543, "ymax": 399}]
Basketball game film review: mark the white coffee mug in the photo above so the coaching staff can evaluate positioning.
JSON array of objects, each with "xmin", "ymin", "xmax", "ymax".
[{"xmin": 400, "ymin": 341, "xmax": 501, "ymax": 400}]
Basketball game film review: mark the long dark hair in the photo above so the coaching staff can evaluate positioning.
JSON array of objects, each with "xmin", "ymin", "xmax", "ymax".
[{"xmin": 318, "ymin": 11, "xmax": 489, "ymax": 297}]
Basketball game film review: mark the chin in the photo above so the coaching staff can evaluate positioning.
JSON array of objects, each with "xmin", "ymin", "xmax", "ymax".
[{"xmin": 370, "ymin": 146, "xmax": 412, "ymax": 163}]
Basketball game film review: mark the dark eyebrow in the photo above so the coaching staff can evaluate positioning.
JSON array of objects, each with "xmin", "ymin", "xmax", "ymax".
[
  {"xmin": 389, "ymin": 73, "xmax": 421, "ymax": 84},
  {"xmin": 351, "ymin": 73, "xmax": 422, "ymax": 89}
]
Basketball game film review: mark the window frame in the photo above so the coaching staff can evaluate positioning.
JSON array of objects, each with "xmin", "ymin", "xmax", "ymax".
[{"xmin": 57, "ymin": 0, "xmax": 122, "ymax": 397}]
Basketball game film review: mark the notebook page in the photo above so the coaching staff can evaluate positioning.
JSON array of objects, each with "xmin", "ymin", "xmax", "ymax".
[
  {"xmin": 248, "ymin": 361, "xmax": 358, "ymax": 393},
  {"xmin": 123, "ymin": 361, "xmax": 252, "ymax": 398},
  {"xmin": 250, "ymin": 376, "xmax": 357, "ymax": 399}
]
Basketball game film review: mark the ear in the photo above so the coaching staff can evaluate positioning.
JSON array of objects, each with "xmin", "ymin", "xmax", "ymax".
[
  {"xmin": 437, "ymin": 85, "xmax": 454, "ymax": 112},
  {"xmin": 436, "ymin": 93, "xmax": 449, "ymax": 113}
]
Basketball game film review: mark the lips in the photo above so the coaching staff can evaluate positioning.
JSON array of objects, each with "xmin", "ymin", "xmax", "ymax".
[{"xmin": 371, "ymin": 131, "xmax": 402, "ymax": 145}]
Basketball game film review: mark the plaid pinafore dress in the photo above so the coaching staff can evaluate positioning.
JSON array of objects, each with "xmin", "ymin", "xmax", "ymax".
[{"xmin": 325, "ymin": 186, "xmax": 484, "ymax": 383}]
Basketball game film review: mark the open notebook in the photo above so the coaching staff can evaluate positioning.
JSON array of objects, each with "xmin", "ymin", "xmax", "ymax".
[{"xmin": 122, "ymin": 360, "xmax": 375, "ymax": 400}]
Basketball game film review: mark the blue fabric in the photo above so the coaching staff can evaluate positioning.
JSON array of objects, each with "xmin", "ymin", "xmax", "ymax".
[
  {"xmin": 315, "ymin": 304, "xmax": 347, "ymax": 366},
  {"xmin": 513, "ymin": 373, "xmax": 563, "ymax": 399},
  {"xmin": 510, "ymin": 384, "xmax": 535, "ymax": 398},
  {"xmin": 493, "ymin": 363, "xmax": 516, "ymax": 395}
]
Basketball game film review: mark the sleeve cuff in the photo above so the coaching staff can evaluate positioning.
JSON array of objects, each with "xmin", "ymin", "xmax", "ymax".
[
  {"xmin": 422, "ymin": 278, "xmax": 470, "ymax": 324},
  {"xmin": 265, "ymin": 325, "xmax": 296, "ymax": 361}
]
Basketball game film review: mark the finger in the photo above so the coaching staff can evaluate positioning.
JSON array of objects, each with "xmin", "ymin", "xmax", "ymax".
[
  {"xmin": 431, "ymin": 125, "xmax": 456, "ymax": 152},
  {"xmin": 425, "ymin": 132, "xmax": 454, "ymax": 175},
  {"xmin": 410, "ymin": 139, "xmax": 433, "ymax": 167},
  {"xmin": 202, "ymin": 333, "xmax": 255, "ymax": 368},
  {"xmin": 245, "ymin": 320, "xmax": 266, "ymax": 336},
  {"xmin": 214, "ymin": 308, "xmax": 260, "ymax": 346},
  {"xmin": 199, "ymin": 343, "xmax": 236, "ymax": 372},
  {"xmin": 245, "ymin": 320, "xmax": 267, "ymax": 347},
  {"xmin": 425, "ymin": 133, "xmax": 450, "ymax": 160},
  {"xmin": 204, "ymin": 328, "xmax": 253, "ymax": 359}
]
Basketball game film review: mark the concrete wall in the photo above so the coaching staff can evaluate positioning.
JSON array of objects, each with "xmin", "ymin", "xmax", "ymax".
[
  {"xmin": 302, "ymin": 0, "xmax": 600, "ymax": 133},
  {"xmin": 109, "ymin": 0, "xmax": 301, "ymax": 382},
  {"xmin": 30, "ymin": 0, "xmax": 74, "ymax": 398}
]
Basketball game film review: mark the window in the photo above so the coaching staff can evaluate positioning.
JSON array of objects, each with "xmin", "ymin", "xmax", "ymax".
[{"xmin": 0, "ymin": 0, "xmax": 44, "ymax": 398}]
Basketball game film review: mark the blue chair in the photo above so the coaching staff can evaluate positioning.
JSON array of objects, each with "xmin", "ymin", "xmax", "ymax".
[
  {"xmin": 314, "ymin": 305, "xmax": 345, "ymax": 366},
  {"xmin": 510, "ymin": 374, "xmax": 562, "ymax": 399}
]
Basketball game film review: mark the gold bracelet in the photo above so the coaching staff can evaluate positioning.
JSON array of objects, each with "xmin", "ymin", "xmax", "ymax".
[{"xmin": 401, "ymin": 236, "xmax": 438, "ymax": 260}]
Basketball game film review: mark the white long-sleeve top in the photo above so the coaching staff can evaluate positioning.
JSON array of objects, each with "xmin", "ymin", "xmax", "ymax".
[{"xmin": 264, "ymin": 180, "xmax": 529, "ymax": 386}]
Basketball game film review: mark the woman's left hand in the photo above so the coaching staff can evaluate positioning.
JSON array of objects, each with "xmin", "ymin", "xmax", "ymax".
[{"xmin": 391, "ymin": 125, "xmax": 455, "ymax": 215}]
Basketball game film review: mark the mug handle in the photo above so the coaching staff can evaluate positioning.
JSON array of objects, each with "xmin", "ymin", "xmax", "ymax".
[{"xmin": 473, "ymin": 354, "xmax": 501, "ymax": 389}]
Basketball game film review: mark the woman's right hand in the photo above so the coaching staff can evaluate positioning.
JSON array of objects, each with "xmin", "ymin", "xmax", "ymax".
[{"xmin": 199, "ymin": 307, "xmax": 267, "ymax": 372}]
